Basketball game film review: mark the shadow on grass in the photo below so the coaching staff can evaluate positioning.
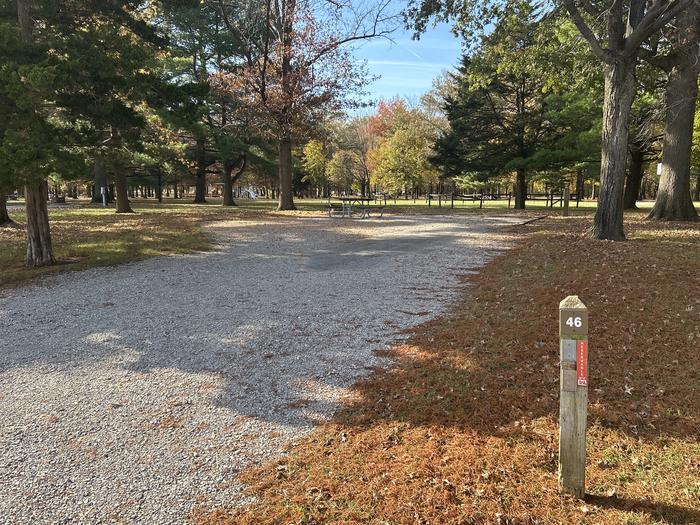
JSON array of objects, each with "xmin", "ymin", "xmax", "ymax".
[
  {"xmin": 586, "ymin": 494, "xmax": 700, "ymax": 525},
  {"xmin": 337, "ymin": 216, "xmax": 700, "ymax": 443},
  {"xmin": 203, "ymin": 216, "xmax": 699, "ymax": 525}
]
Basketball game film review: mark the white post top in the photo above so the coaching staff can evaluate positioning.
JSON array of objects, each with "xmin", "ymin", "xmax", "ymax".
[{"xmin": 560, "ymin": 295, "xmax": 586, "ymax": 310}]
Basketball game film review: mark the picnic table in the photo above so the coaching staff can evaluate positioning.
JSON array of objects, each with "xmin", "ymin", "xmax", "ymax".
[{"xmin": 328, "ymin": 196, "xmax": 384, "ymax": 219}]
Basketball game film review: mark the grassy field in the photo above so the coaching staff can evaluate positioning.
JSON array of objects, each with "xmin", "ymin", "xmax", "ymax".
[
  {"xmin": 130, "ymin": 195, "xmax": 657, "ymax": 213},
  {"xmin": 0, "ymin": 196, "xmax": 695, "ymax": 289},
  {"xmin": 171, "ymin": 195, "xmax": 662, "ymax": 213},
  {"xmin": 193, "ymin": 215, "xmax": 700, "ymax": 525},
  {"xmin": 0, "ymin": 196, "xmax": 551, "ymax": 288},
  {"xmin": 0, "ymin": 203, "xmax": 241, "ymax": 288}
]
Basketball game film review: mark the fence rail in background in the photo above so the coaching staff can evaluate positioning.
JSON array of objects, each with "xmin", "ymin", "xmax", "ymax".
[
  {"xmin": 527, "ymin": 190, "xmax": 581, "ymax": 208},
  {"xmin": 427, "ymin": 192, "xmax": 512, "ymax": 209}
]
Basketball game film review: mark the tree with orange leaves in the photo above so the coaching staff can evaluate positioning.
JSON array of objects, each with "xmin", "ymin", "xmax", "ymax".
[{"xmin": 209, "ymin": 0, "xmax": 398, "ymax": 210}]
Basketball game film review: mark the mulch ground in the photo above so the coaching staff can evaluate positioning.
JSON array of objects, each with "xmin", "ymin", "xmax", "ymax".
[{"xmin": 194, "ymin": 214, "xmax": 700, "ymax": 525}]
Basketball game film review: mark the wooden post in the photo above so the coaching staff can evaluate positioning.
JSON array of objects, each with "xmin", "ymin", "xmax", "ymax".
[
  {"xmin": 563, "ymin": 184, "xmax": 571, "ymax": 217},
  {"xmin": 559, "ymin": 295, "xmax": 588, "ymax": 499}
]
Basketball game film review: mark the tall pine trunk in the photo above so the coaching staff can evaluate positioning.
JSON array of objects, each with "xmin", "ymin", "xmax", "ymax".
[
  {"xmin": 91, "ymin": 158, "xmax": 112, "ymax": 204},
  {"xmin": 592, "ymin": 61, "xmax": 637, "ymax": 240},
  {"xmin": 0, "ymin": 194, "xmax": 13, "ymax": 226},
  {"xmin": 222, "ymin": 154, "xmax": 246, "ymax": 207},
  {"xmin": 19, "ymin": 0, "xmax": 54, "ymax": 266},
  {"xmin": 25, "ymin": 180, "xmax": 55, "ymax": 267},
  {"xmin": 648, "ymin": 58, "xmax": 699, "ymax": 220},
  {"xmin": 115, "ymin": 172, "xmax": 134, "ymax": 213},
  {"xmin": 194, "ymin": 138, "xmax": 207, "ymax": 204},
  {"xmin": 278, "ymin": 136, "xmax": 296, "ymax": 210},
  {"xmin": 623, "ymin": 145, "xmax": 644, "ymax": 209},
  {"xmin": 575, "ymin": 169, "xmax": 585, "ymax": 201},
  {"xmin": 222, "ymin": 160, "xmax": 236, "ymax": 207},
  {"xmin": 514, "ymin": 169, "xmax": 526, "ymax": 209}
]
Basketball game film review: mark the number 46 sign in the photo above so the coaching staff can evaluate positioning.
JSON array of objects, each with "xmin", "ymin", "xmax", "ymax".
[
  {"xmin": 565, "ymin": 316, "xmax": 583, "ymax": 328},
  {"xmin": 559, "ymin": 301, "xmax": 588, "ymax": 338},
  {"xmin": 558, "ymin": 295, "xmax": 589, "ymax": 499}
]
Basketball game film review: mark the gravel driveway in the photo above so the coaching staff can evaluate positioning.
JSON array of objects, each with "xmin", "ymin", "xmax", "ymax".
[{"xmin": 0, "ymin": 214, "xmax": 523, "ymax": 524}]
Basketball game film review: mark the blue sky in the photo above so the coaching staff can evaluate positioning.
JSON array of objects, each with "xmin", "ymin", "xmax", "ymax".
[{"xmin": 352, "ymin": 22, "xmax": 463, "ymax": 103}]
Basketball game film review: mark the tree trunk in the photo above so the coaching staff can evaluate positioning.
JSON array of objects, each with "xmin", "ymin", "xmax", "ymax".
[
  {"xmin": 17, "ymin": 3, "xmax": 54, "ymax": 266},
  {"xmin": 115, "ymin": 172, "xmax": 134, "ymax": 213},
  {"xmin": 222, "ymin": 160, "xmax": 235, "ymax": 207},
  {"xmin": 0, "ymin": 193, "xmax": 13, "ymax": 226},
  {"xmin": 623, "ymin": 145, "xmax": 644, "ymax": 210},
  {"xmin": 592, "ymin": 61, "xmax": 637, "ymax": 240},
  {"xmin": 277, "ymin": 136, "xmax": 296, "ymax": 210},
  {"xmin": 514, "ymin": 169, "xmax": 526, "ymax": 209},
  {"xmin": 648, "ymin": 56, "xmax": 699, "ymax": 220},
  {"xmin": 91, "ymin": 158, "xmax": 112, "ymax": 203},
  {"xmin": 25, "ymin": 180, "xmax": 55, "ymax": 267},
  {"xmin": 694, "ymin": 171, "xmax": 700, "ymax": 201},
  {"xmin": 194, "ymin": 138, "xmax": 207, "ymax": 204},
  {"xmin": 575, "ymin": 169, "xmax": 585, "ymax": 201},
  {"xmin": 222, "ymin": 154, "xmax": 247, "ymax": 207},
  {"xmin": 277, "ymin": 0, "xmax": 296, "ymax": 212}
]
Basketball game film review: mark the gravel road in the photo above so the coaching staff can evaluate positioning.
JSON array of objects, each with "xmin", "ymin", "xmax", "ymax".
[{"xmin": 0, "ymin": 214, "xmax": 523, "ymax": 524}]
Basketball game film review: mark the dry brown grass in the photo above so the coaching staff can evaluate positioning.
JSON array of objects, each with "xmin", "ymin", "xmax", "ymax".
[
  {"xmin": 0, "ymin": 199, "xmax": 540, "ymax": 289},
  {"xmin": 193, "ymin": 214, "xmax": 700, "ymax": 525},
  {"xmin": 0, "ymin": 204, "xmax": 277, "ymax": 288}
]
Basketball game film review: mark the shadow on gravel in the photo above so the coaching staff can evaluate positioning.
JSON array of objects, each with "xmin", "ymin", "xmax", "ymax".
[
  {"xmin": 329, "ymin": 219, "xmax": 700, "ymax": 441},
  {"xmin": 0, "ymin": 215, "xmax": 521, "ymax": 433}
]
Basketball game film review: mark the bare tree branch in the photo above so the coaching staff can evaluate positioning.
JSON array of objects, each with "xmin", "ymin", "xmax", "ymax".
[
  {"xmin": 562, "ymin": 0, "xmax": 612, "ymax": 62},
  {"xmin": 302, "ymin": 0, "xmax": 400, "ymax": 68},
  {"xmin": 625, "ymin": 0, "xmax": 695, "ymax": 55},
  {"xmin": 638, "ymin": 46, "xmax": 679, "ymax": 70}
]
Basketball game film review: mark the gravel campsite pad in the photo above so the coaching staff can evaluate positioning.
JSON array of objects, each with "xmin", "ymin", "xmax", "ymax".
[{"xmin": 0, "ymin": 214, "xmax": 524, "ymax": 524}]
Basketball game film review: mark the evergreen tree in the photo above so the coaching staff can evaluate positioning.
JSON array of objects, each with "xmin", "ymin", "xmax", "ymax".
[
  {"xmin": 409, "ymin": 0, "xmax": 694, "ymax": 239},
  {"xmin": 0, "ymin": 0, "xmax": 186, "ymax": 263},
  {"xmin": 431, "ymin": 9, "xmax": 601, "ymax": 208}
]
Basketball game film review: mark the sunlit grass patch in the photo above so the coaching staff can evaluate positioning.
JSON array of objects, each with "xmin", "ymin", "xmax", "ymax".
[{"xmin": 0, "ymin": 204, "xmax": 229, "ymax": 288}]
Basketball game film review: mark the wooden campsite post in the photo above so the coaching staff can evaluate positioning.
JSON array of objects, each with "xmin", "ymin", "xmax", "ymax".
[
  {"xmin": 558, "ymin": 295, "xmax": 589, "ymax": 498},
  {"xmin": 563, "ymin": 184, "xmax": 571, "ymax": 217}
]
